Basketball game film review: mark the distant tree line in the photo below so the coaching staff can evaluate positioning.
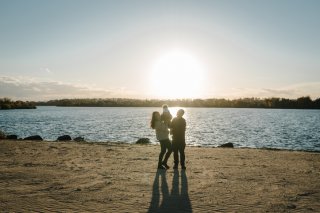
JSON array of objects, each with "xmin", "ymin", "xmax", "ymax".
[
  {"xmin": 0, "ymin": 98, "xmax": 36, "ymax": 110},
  {"xmin": 36, "ymin": 96, "xmax": 320, "ymax": 109}
]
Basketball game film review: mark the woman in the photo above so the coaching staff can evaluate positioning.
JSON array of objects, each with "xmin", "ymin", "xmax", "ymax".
[{"xmin": 151, "ymin": 111, "xmax": 172, "ymax": 169}]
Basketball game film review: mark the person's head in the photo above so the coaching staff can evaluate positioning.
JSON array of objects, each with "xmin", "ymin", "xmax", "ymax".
[
  {"xmin": 151, "ymin": 111, "xmax": 161, "ymax": 129},
  {"xmin": 176, "ymin": 109, "xmax": 185, "ymax": 118},
  {"xmin": 162, "ymin": 104, "xmax": 168, "ymax": 110}
]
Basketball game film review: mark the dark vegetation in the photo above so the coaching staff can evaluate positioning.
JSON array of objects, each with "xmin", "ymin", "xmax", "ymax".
[
  {"xmin": 0, "ymin": 98, "xmax": 36, "ymax": 110},
  {"xmin": 36, "ymin": 96, "xmax": 320, "ymax": 109}
]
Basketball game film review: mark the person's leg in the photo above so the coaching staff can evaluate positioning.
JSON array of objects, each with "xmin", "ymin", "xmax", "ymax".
[
  {"xmin": 162, "ymin": 139, "xmax": 172, "ymax": 166},
  {"xmin": 179, "ymin": 143, "xmax": 186, "ymax": 169},
  {"xmin": 158, "ymin": 140, "xmax": 166, "ymax": 168},
  {"xmin": 172, "ymin": 142, "xmax": 179, "ymax": 168}
]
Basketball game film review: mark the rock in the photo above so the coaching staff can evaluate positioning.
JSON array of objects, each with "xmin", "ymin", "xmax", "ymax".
[
  {"xmin": 57, "ymin": 135, "xmax": 72, "ymax": 141},
  {"xmin": 136, "ymin": 138, "xmax": 151, "ymax": 144},
  {"xmin": 219, "ymin": 142, "xmax": 234, "ymax": 148},
  {"xmin": 287, "ymin": 204, "xmax": 296, "ymax": 209},
  {"xmin": 74, "ymin": 137, "xmax": 85, "ymax": 142},
  {"xmin": 6, "ymin": 135, "xmax": 18, "ymax": 140},
  {"xmin": 24, "ymin": 135, "xmax": 43, "ymax": 141}
]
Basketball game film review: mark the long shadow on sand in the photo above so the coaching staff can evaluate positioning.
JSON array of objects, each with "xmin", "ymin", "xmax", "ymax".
[{"xmin": 148, "ymin": 169, "xmax": 192, "ymax": 213}]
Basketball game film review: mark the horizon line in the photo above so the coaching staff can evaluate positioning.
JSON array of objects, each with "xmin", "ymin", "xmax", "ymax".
[{"xmin": 2, "ymin": 96, "xmax": 320, "ymax": 102}]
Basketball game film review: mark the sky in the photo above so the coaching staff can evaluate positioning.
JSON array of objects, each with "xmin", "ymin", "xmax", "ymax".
[{"xmin": 0, "ymin": 0, "xmax": 320, "ymax": 100}]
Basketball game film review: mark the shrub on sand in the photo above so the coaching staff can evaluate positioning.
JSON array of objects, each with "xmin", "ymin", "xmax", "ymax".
[{"xmin": 0, "ymin": 130, "xmax": 6, "ymax": 139}]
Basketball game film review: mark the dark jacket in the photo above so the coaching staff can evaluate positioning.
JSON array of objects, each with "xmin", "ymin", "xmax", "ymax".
[{"xmin": 170, "ymin": 117, "xmax": 186, "ymax": 143}]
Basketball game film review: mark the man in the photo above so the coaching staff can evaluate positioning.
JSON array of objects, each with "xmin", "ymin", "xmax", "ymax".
[{"xmin": 170, "ymin": 109, "xmax": 186, "ymax": 169}]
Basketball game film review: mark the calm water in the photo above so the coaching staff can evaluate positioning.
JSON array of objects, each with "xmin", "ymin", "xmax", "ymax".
[{"xmin": 0, "ymin": 106, "xmax": 319, "ymax": 151}]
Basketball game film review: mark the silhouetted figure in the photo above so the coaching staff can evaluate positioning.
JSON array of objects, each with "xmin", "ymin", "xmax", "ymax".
[
  {"xmin": 147, "ymin": 170, "xmax": 192, "ymax": 212},
  {"xmin": 159, "ymin": 170, "xmax": 170, "ymax": 212},
  {"xmin": 151, "ymin": 111, "xmax": 172, "ymax": 169},
  {"xmin": 180, "ymin": 170, "xmax": 192, "ymax": 212},
  {"xmin": 171, "ymin": 109, "xmax": 186, "ymax": 169},
  {"xmin": 161, "ymin": 104, "xmax": 173, "ymax": 127},
  {"xmin": 148, "ymin": 171, "xmax": 161, "ymax": 213}
]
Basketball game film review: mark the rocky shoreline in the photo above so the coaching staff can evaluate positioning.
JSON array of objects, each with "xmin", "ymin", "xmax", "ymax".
[{"xmin": 0, "ymin": 130, "xmax": 85, "ymax": 142}]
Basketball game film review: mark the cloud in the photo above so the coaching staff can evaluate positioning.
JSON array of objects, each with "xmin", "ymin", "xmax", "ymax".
[
  {"xmin": 0, "ymin": 76, "xmax": 136, "ymax": 101},
  {"xmin": 1, "ymin": 76, "xmax": 319, "ymax": 101},
  {"xmin": 39, "ymin": 67, "xmax": 52, "ymax": 74}
]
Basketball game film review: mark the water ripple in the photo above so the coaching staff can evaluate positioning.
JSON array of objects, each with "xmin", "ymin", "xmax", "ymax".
[{"xmin": 0, "ymin": 107, "xmax": 319, "ymax": 151}]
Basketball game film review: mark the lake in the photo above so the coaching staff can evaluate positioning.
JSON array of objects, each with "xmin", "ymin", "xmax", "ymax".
[{"xmin": 0, "ymin": 106, "xmax": 319, "ymax": 151}]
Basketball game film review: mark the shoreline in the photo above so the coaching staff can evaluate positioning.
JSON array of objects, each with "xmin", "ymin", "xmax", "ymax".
[
  {"xmin": 1, "ymin": 139, "xmax": 319, "ymax": 212},
  {"xmin": 5, "ymin": 139, "xmax": 320, "ymax": 153},
  {"xmin": 37, "ymin": 105, "xmax": 320, "ymax": 110}
]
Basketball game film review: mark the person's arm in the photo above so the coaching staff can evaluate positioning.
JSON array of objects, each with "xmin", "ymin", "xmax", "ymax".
[{"xmin": 170, "ymin": 118, "xmax": 175, "ymax": 135}]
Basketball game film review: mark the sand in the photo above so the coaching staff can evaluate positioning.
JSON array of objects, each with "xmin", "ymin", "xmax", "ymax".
[{"xmin": 0, "ymin": 140, "xmax": 319, "ymax": 212}]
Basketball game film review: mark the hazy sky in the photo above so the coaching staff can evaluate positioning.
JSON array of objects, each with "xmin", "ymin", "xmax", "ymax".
[{"xmin": 0, "ymin": 0, "xmax": 319, "ymax": 100}]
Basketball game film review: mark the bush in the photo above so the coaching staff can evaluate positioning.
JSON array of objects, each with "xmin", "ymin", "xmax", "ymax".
[{"xmin": 0, "ymin": 130, "xmax": 6, "ymax": 139}]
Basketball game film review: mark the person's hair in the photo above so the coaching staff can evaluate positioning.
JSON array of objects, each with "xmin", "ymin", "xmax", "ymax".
[
  {"xmin": 162, "ymin": 104, "xmax": 168, "ymax": 109},
  {"xmin": 177, "ymin": 109, "xmax": 185, "ymax": 117},
  {"xmin": 151, "ymin": 111, "xmax": 160, "ymax": 129}
]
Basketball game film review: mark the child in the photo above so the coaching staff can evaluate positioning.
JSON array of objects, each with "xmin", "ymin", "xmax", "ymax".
[{"xmin": 161, "ymin": 104, "xmax": 172, "ymax": 126}]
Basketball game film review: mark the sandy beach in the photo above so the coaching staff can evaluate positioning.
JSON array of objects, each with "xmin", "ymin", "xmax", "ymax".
[{"xmin": 0, "ymin": 140, "xmax": 319, "ymax": 212}]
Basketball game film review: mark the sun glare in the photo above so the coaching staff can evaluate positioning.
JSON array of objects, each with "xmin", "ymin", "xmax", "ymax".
[{"xmin": 149, "ymin": 49, "xmax": 205, "ymax": 99}]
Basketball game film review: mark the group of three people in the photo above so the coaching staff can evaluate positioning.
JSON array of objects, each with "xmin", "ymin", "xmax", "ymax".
[{"xmin": 150, "ymin": 105, "xmax": 187, "ymax": 170}]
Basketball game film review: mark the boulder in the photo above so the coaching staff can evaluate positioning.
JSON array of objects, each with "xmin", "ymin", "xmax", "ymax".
[
  {"xmin": 219, "ymin": 142, "xmax": 234, "ymax": 148},
  {"xmin": 6, "ymin": 135, "xmax": 18, "ymax": 140},
  {"xmin": 74, "ymin": 137, "xmax": 85, "ymax": 142},
  {"xmin": 24, "ymin": 135, "xmax": 43, "ymax": 141},
  {"xmin": 57, "ymin": 135, "xmax": 72, "ymax": 141},
  {"xmin": 136, "ymin": 138, "xmax": 151, "ymax": 144}
]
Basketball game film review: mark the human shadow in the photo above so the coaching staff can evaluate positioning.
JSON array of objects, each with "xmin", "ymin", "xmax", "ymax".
[{"xmin": 147, "ymin": 170, "xmax": 192, "ymax": 213}]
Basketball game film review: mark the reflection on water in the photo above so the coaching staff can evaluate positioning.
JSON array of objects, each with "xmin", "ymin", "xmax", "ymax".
[
  {"xmin": 148, "ymin": 170, "xmax": 192, "ymax": 213},
  {"xmin": 0, "ymin": 106, "xmax": 319, "ymax": 151}
]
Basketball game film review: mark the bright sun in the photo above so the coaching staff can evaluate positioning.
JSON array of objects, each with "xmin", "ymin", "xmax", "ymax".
[{"xmin": 149, "ymin": 49, "xmax": 205, "ymax": 99}]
